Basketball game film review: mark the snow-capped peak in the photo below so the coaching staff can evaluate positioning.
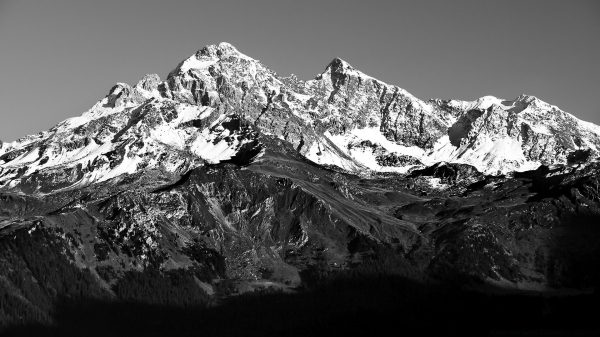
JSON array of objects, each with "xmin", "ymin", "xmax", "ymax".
[
  {"xmin": 476, "ymin": 95, "xmax": 502, "ymax": 106},
  {"xmin": 169, "ymin": 42, "xmax": 257, "ymax": 77},
  {"xmin": 515, "ymin": 94, "xmax": 539, "ymax": 103},
  {"xmin": 135, "ymin": 74, "xmax": 161, "ymax": 92},
  {"xmin": 198, "ymin": 42, "xmax": 255, "ymax": 61},
  {"xmin": 326, "ymin": 57, "xmax": 353, "ymax": 71}
]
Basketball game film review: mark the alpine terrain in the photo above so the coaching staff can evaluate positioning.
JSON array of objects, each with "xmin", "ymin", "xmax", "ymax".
[{"xmin": 1, "ymin": 42, "xmax": 600, "ymax": 335}]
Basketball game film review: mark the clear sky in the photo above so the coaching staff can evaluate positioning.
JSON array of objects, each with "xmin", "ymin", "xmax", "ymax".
[{"xmin": 1, "ymin": 0, "xmax": 599, "ymax": 142}]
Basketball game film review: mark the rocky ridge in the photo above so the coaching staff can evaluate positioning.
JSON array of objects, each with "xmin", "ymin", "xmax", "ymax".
[{"xmin": 2, "ymin": 43, "xmax": 600, "ymax": 194}]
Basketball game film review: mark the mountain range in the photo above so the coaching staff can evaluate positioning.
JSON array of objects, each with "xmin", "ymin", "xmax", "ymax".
[{"xmin": 1, "ymin": 42, "xmax": 600, "ymax": 335}]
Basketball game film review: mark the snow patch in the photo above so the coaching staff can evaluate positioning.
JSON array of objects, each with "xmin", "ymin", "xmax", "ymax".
[
  {"xmin": 428, "ymin": 135, "xmax": 540, "ymax": 174},
  {"xmin": 179, "ymin": 56, "xmax": 218, "ymax": 73}
]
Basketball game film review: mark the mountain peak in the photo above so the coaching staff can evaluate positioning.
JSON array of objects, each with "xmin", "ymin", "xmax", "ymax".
[
  {"xmin": 512, "ymin": 94, "xmax": 559, "ymax": 110},
  {"xmin": 326, "ymin": 57, "xmax": 354, "ymax": 73},
  {"xmin": 316, "ymin": 57, "xmax": 385, "ymax": 84},
  {"xmin": 135, "ymin": 74, "xmax": 160, "ymax": 92},
  {"xmin": 168, "ymin": 42, "xmax": 256, "ymax": 77},
  {"xmin": 197, "ymin": 42, "xmax": 254, "ymax": 61},
  {"xmin": 514, "ymin": 94, "xmax": 544, "ymax": 106}
]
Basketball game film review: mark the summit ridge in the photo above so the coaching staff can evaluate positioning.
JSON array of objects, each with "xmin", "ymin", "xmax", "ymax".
[{"xmin": 1, "ymin": 42, "xmax": 599, "ymax": 193}]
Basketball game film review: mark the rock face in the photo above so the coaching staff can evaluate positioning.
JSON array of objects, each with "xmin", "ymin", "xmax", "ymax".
[{"xmin": 1, "ymin": 42, "xmax": 600, "ymax": 327}]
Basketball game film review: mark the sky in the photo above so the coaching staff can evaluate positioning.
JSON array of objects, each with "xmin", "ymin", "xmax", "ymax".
[{"xmin": 1, "ymin": 0, "xmax": 599, "ymax": 142}]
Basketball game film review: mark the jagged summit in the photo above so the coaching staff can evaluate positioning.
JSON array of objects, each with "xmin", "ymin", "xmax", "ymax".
[
  {"xmin": 198, "ymin": 42, "xmax": 252, "ymax": 59},
  {"xmin": 168, "ymin": 42, "xmax": 256, "ymax": 78},
  {"xmin": 316, "ymin": 56, "xmax": 382, "ymax": 84},
  {"xmin": 326, "ymin": 57, "xmax": 353, "ymax": 71},
  {"xmin": 135, "ymin": 74, "xmax": 161, "ymax": 92},
  {"xmin": 515, "ymin": 94, "xmax": 540, "ymax": 103}
]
